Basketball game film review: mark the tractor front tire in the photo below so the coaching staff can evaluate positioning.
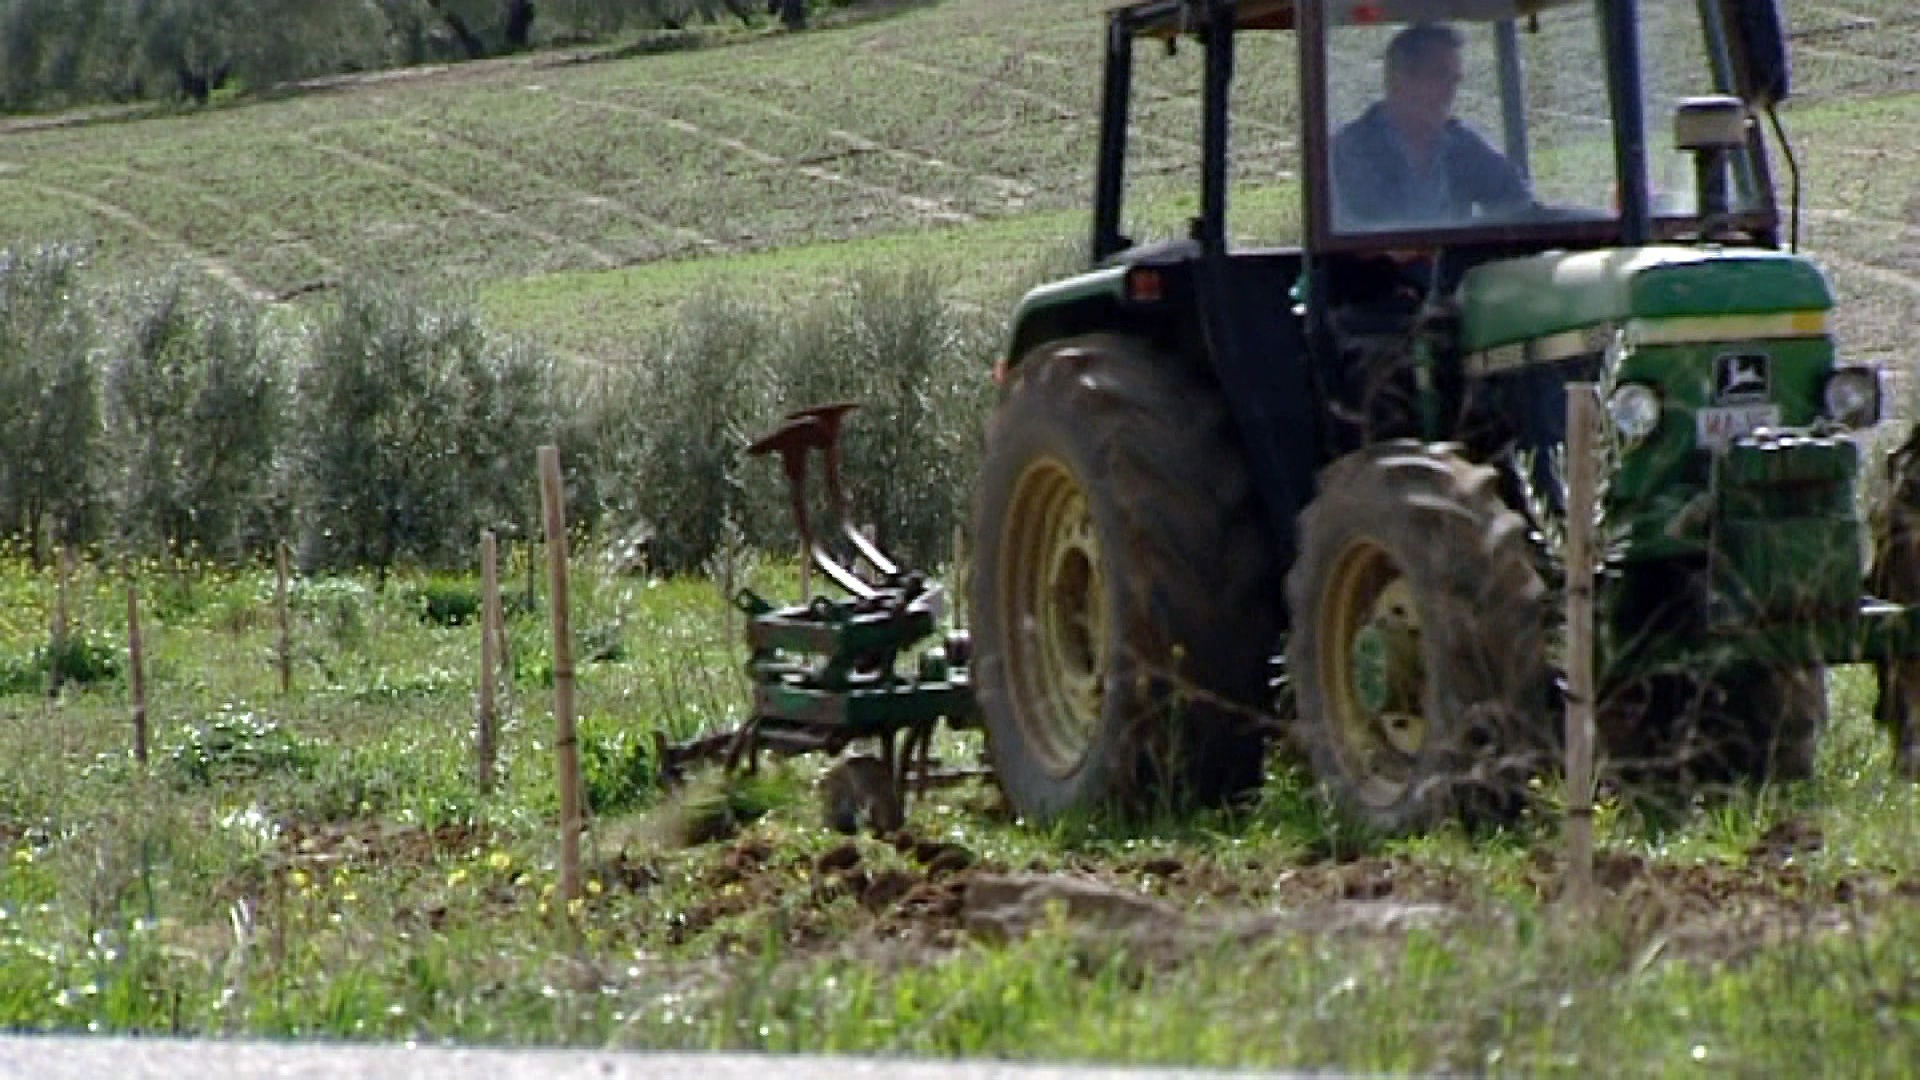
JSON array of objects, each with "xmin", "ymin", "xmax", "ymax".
[
  {"xmin": 970, "ymin": 334, "xmax": 1278, "ymax": 824},
  {"xmin": 1286, "ymin": 442, "xmax": 1554, "ymax": 835}
]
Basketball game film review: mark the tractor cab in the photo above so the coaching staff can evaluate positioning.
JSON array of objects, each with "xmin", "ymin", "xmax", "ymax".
[
  {"xmin": 1307, "ymin": 1, "xmax": 1781, "ymax": 251},
  {"xmin": 1093, "ymin": 0, "xmax": 1791, "ymax": 259}
]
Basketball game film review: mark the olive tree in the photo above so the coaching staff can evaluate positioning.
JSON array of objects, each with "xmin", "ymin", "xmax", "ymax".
[
  {"xmin": 0, "ymin": 244, "xmax": 101, "ymax": 562},
  {"xmin": 291, "ymin": 282, "xmax": 559, "ymax": 581},
  {"xmin": 100, "ymin": 277, "xmax": 288, "ymax": 562}
]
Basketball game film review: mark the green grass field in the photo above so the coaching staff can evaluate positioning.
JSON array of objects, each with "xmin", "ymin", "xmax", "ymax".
[
  {"xmin": 3, "ymin": 0, "xmax": 1920, "ymax": 1071},
  {"xmin": 1, "ymin": 553, "xmax": 1918, "ymax": 1072}
]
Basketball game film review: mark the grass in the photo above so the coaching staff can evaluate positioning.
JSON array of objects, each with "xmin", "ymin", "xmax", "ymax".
[{"xmin": 2, "ymin": 551, "xmax": 1919, "ymax": 1071}]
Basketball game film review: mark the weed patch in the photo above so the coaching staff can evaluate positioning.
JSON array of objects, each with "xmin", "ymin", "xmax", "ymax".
[{"xmin": 160, "ymin": 709, "xmax": 315, "ymax": 788}]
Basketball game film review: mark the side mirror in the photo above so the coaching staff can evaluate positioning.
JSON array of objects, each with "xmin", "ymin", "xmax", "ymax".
[
  {"xmin": 1727, "ymin": 1, "xmax": 1791, "ymax": 106},
  {"xmin": 1674, "ymin": 96, "xmax": 1747, "ymax": 224}
]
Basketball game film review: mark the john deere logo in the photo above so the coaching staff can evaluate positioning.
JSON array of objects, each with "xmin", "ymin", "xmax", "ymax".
[{"xmin": 1715, "ymin": 352, "xmax": 1770, "ymax": 402}]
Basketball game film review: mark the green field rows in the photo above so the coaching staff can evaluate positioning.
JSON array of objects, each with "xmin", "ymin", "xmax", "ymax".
[{"xmin": 1, "ymin": 1, "xmax": 1910, "ymax": 336}]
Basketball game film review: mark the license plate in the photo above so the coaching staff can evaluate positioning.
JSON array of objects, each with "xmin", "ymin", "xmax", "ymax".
[{"xmin": 1696, "ymin": 404, "xmax": 1781, "ymax": 450}]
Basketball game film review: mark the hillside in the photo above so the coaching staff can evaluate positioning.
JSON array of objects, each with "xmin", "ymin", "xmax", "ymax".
[{"xmin": 0, "ymin": 0, "xmax": 1915, "ymax": 363}]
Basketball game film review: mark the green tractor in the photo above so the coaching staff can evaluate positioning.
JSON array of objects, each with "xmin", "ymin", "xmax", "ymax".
[{"xmin": 968, "ymin": 0, "xmax": 1920, "ymax": 834}]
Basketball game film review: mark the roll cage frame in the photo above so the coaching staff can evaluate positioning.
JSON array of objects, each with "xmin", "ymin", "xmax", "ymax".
[{"xmin": 1089, "ymin": 0, "xmax": 1790, "ymax": 266}]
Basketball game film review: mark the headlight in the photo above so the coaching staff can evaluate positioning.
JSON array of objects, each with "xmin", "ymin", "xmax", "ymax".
[
  {"xmin": 1823, "ymin": 366, "xmax": 1881, "ymax": 429},
  {"xmin": 1608, "ymin": 383, "xmax": 1663, "ymax": 445}
]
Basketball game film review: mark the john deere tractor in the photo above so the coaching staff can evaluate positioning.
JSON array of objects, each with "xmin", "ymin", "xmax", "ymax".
[{"xmin": 969, "ymin": 0, "xmax": 1920, "ymax": 834}]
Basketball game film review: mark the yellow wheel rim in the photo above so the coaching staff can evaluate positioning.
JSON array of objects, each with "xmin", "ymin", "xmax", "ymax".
[
  {"xmin": 999, "ymin": 456, "xmax": 1107, "ymax": 777},
  {"xmin": 1317, "ymin": 539, "xmax": 1427, "ymax": 808}
]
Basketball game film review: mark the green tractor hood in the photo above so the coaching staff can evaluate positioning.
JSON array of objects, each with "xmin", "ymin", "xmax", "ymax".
[{"xmin": 1459, "ymin": 246, "xmax": 1834, "ymax": 355}]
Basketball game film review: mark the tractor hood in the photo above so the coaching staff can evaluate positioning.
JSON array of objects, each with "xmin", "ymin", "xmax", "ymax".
[{"xmin": 1458, "ymin": 246, "xmax": 1834, "ymax": 355}]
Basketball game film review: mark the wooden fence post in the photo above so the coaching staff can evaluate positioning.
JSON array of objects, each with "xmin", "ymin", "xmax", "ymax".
[
  {"xmin": 478, "ymin": 530, "xmax": 501, "ymax": 794},
  {"xmin": 1564, "ymin": 384, "xmax": 1599, "ymax": 908},
  {"xmin": 48, "ymin": 545, "xmax": 71, "ymax": 698},
  {"xmin": 538, "ymin": 447, "xmax": 583, "ymax": 908},
  {"xmin": 275, "ymin": 541, "xmax": 292, "ymax": 695},
  {"xmin": 719, "ymin": 525, "xmax": 738, "ymax": 676},
  {"xmin": 128, "ymin": 584, "xmax": 148, "ymax": 766}
]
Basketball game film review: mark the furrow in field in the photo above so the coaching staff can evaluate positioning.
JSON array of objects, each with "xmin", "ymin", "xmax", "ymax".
[
  {"xmin": 1805, "ymin": 207, "xmax": 1920, "ymax": 237},
  {"xmin": 74, "ymin": 162, "xmax": 347, "ymax": 296},
  {"xmin": 1793, "ymin": 43, "xmax": 1920, "ymax": 75},
  {"xmin": 541, "ymin": 89, "xmax": 976, "ymax": 226},
  {"xmin": 2, "ymin": 178, "xmax": 273, "ymax": 303},
  {"xmin": 865, "ymin": 52, "xmax": 1190, "ymax": 157},
  {"xmin": 654, "ymin": 77, "xmax": 1038, "ymax": 208},
  {"xmin": 403, "ymin": 122, "xmax": 732, "ymax": 256},
  {"xmin": 1815, "ymin": 250, "xmax": 1920, "ymax": 297},
  {"xmin": 294, "ymin": 134, "xmax": 627, "ymax": 270}
]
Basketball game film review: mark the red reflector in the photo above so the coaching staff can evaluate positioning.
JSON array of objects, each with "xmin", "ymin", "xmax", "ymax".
[{"xmin": 1126, "ymin": 268, "xmax": 1164, "ymax": 303}]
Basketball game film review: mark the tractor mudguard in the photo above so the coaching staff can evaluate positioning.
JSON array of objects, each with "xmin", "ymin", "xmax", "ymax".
[
  {"xmin": 1000, "ymin": 238, "xmax": 1202, "ymax": 372},
  {"xmin": 1000, "ymin": 242, "xmax": 1323, "ymax": 599},
  {"xmin": 1001, "ymin": 265, "xmax": 1131, "ymax": 373}
]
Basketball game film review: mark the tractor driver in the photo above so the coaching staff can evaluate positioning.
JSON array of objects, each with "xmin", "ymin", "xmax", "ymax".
[
  {"xmin": 1329, "ymin": 23, "xmax": 1565, "ymax": 504},
  {"xmin": 1331, "ymin": 22, "xmax": 1533, "ymax": 231}
]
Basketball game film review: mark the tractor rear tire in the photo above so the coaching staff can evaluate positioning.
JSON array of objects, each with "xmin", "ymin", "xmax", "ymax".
[
  {"xmin": 1869, "ymin": 428, "xmax": 1920, "ymax": 779},
  {"xmin": 1286, "ymin": 441, "xmax": 1554, "ymax": 835},
  {"xmin": 969, "ymin": 334, "xmax": 1279, "ymax": 824}
]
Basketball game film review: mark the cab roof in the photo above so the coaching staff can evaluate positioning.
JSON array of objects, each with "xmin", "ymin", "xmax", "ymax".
[{"xmin": 1117, "ymin": 0, "xmax": 1576, "ymax": 39}]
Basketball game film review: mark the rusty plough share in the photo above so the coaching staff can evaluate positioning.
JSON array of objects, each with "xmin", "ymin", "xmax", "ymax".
[{"xmin": 657, "ymin": 402, "xmax": 984, "ymax": 830}]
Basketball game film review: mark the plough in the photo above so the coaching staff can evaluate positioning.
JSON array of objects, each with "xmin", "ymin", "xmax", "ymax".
[{"xmin": 659, "ymin": 402, "xmax": 983, "ymax": 833}]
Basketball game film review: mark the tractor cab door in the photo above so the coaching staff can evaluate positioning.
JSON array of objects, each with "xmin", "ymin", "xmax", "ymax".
[{"xmin": 1180, "ymin": 12, "xmax": 1326, "ymax": 585}]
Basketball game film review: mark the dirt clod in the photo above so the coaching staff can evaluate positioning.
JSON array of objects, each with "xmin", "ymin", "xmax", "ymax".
[
  {"xmin": 861, "ymin": 869, "xmax": 919, "ymax": 913},
  {"xmin": 815, "ymin": 841, "xmax": 863, "ymax": 874},
  {"xmin": 964, "ymin": 873, "xmax": 1187, "ymax": 945},
  {"xmin": 727, "ymin": 839, "xmax": 772, "ymax": 867},
  {"xmin": 604, "ymin": 851, "xmax": 662, "ymax": 893},
  {"xmin": 923, "ymin": 847, "xmax": 975, "ymax": 876},
  {"xmin": 1746, "ymin": 818, "xmax": 1824, "ymax": 864}
]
